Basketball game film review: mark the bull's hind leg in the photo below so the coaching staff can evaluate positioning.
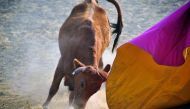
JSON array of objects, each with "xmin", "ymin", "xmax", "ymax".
[{"xmin": 43, "ymin": 58, "xmax": 64, "ymax": 109}]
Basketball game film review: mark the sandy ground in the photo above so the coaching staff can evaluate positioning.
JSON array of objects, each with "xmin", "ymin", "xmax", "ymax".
[
  {"xmin": 0, "ymin": 83, "xmax": 108, "ymax": 109},
  {"xmin": 0, "ymin": 83, "xmax": 30, "ymax": 109}
]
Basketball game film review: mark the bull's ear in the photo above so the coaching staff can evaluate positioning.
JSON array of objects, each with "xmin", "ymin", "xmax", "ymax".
[
  {"xmin": 103, "ymin": 64, "xmax": 111, "ymax": 73},
  {"xmin": 73, "ymin": 58, "xmax": 85, "ymax": 68}
]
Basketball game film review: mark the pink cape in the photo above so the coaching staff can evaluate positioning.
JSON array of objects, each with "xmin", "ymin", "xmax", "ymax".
[{"xmin": 130, "ymin": 1, "xmax": 190, "ymax": 66}]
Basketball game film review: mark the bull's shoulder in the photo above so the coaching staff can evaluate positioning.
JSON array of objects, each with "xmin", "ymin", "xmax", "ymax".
[
  {"xmin": 78, "ymin": 19, "xmax": 96, "ymax": 42},
  {"xmin": 60, "ymin": 18, "xmax": 94, "ymax": 34},
  {"xmin": 59, "ymin": 18, "xmax": 95, "ymax": 41}
]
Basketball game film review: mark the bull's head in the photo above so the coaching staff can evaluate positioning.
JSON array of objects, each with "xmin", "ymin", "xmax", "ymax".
[{"xmin": 71, "ymin": 58, "xmax": 110, "ymax": 109}]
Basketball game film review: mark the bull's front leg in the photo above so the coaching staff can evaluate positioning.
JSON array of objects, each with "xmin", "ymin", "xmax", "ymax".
[
  {"xmin": 43, "ymin": 57, "xmax": 65, "ymax": 109},
  {"xmin": 69, "ymin": 91, "xmax": 74, "ymax": 105}
]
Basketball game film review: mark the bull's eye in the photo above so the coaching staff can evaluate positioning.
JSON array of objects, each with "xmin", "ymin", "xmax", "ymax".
[{"xmin": 80, "ymin": 79, "xmax": 85, "ymax": 89}]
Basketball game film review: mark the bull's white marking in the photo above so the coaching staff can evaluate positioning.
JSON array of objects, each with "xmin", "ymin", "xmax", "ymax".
[{"xmin": 72, "ymin": 67, "xmax": 87, "ymax": 75}]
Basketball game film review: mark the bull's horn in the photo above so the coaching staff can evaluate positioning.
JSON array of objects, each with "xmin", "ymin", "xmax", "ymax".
[{"xmin": 72, "ymin": 67, "xmax": 87, "ymax": 75}]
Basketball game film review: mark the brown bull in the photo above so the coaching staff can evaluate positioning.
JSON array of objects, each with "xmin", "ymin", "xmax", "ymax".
[{"xmin": 43, "ymin": 0, "xmax": 123, "ymax": 109}]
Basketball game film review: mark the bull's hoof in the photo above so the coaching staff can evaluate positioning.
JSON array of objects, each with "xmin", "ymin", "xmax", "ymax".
[{"xmin": 42, "ymin": 104, "xmax": 48, "ymax": 109}]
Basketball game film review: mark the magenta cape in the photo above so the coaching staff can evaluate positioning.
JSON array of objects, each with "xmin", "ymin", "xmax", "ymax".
[{"xmin": 130, "ymin": 1, "xmax": 190, "ymax": 66}]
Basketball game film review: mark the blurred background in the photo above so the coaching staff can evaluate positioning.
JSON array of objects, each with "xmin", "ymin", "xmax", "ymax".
[{"xmin": 0, "ymin": 0, "xmax": 188, "ymax": 109}]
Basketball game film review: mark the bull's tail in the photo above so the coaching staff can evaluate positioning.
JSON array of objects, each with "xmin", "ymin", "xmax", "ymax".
[{"xmin": 107, "ymin": 0, "xmax": 123, "ymax": 52}]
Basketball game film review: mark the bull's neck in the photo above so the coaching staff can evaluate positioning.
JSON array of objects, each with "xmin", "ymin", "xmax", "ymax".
[{"xmin": 88, "ymin": 46, "xmax": 99, "ymax": 67}]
